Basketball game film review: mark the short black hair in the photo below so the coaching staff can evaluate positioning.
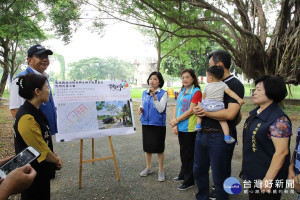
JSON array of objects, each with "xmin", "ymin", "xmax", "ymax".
[
  {"xmin": 147, "ymin": 71, "xmax": 164, "ymax": 88},
  {"xmin": 207, "ymin": 50, "xmax": 231, "ymax": 69},
  {"xmin": 17, "ymin": 74, "xmax": 47, "ymax": 100},
  {"xmin": 255, "ymin": 75, "xmax": 287, "ymax": 103},
  {"xmin": 207, "ymin": 65, "xmax": 224, "ymax": 80}
]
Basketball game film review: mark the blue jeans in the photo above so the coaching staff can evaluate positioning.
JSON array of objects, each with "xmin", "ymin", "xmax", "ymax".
[{"xmin": 193, "ymin": 131, "xmax": 234, "ymax": 200}]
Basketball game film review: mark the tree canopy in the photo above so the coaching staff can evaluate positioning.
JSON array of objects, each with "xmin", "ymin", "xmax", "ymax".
[
  {"xmin": 68, "ymin": 57, "xmax": 134, "ymax": 81},
  {"xmin": 1, "ymin": 0, "xmax": 299, "ymax": 96},
  {"xmin": 89, "ymin": 0, "xmax": 300, "ymax": 84},
  {"xmin": 0, "ymin": 0, "xmax": 81, "ymax": 98}
]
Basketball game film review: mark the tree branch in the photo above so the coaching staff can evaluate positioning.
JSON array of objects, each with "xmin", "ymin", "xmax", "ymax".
[
  {"xmin": 253, "ymin": 0, "xmax": 267, "ymax": 46},
  {"xmin": 161, "ymin": 38, "xmax": 192, "ymax": 59}
]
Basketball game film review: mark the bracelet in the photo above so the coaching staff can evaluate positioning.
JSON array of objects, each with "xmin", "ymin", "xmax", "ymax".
[{"xmin": 175, "ymin": 118, "xmax": 179, "ymax": 124}]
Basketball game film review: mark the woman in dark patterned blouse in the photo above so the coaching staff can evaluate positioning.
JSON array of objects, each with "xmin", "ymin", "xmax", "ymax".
[{"xmin": 242, "ymin": 75, "xmax": 292, "ymax": 200}]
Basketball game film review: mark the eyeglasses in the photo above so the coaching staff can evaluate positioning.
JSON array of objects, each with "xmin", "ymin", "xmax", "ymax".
[
  {"xmin": 38, "ymin": 84, "xmax": 50, "ymax": 92},
  {"xmin": 43, "ymin": 84, "xmax": 50, "ymax": 91},
  {"xmin": 32, "ymin": 54, "xmax": 49, "ymax": 59}
]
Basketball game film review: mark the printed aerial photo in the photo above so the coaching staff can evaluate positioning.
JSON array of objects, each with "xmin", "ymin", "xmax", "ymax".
[{"xmin": 96, "ymin": 100, "xmax": 133, "ymax": 129}]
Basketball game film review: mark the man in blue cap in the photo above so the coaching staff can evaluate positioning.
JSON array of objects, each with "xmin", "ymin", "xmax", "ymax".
[{"xmin": 10, "ymin": 44, "xmax": 58, "ymax": 135}]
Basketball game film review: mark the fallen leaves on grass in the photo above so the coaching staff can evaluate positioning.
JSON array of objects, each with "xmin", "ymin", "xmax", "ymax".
[{"xmin": 0, "ymin": 100, "xmax": 15, "ymax": 159}]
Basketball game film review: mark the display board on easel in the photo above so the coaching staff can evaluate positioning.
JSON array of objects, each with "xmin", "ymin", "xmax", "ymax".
[
  {"xmin": 54, "ymin": 80, "xmax": 135, "ymax": 141},
  {"xmin": 53, "ymin": 80, "xmax": 136, "ymax": 188}
]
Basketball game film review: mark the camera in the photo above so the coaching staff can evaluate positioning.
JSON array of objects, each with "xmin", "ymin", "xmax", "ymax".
[{"xmin": 0, "ymin": 146, "xmax": 40, "ymax": 179}]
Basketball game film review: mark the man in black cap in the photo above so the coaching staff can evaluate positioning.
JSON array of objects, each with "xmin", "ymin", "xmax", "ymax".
[{"xmin": 10, "ymin": 44, "xmax": 58, "ymax": 135}]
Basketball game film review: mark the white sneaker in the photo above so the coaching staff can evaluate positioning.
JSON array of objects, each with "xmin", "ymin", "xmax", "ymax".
[
  {"xmin": 158, "ymin": 171, "xmax": 165, "ymax": 182},
  {"xmin": 140, "ymin": 168, "xmax": 153, "ymax": 176}
]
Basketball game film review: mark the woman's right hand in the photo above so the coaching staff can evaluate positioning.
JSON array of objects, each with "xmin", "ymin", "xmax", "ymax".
[
  {"xmin": 288, "ymin": 163, "xmax": 296, "ymax": 179},
  {"xmin": 56, "ymin": 154, "xmax": 63, "ymax": 170},
  {"xmin": 172, "ymin": 125, "xmax": 178, "ymax": 135},
  {"xmin": 169, "ymin": 118, "xmax": 178, "ymax": 127},
  {"xmin": 138, "ymin": 107, "xmax": 143, "ymax": 115}
]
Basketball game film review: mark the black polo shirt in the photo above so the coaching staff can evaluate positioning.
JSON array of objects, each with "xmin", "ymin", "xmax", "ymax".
[{"xmin": 201, "ymin": 75, "xmax": 245, "ymax": 139}]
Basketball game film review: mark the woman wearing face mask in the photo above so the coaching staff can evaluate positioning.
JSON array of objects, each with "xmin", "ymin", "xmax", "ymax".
[
  {"xmin": 169, "ymin": 69, "xmax": 202, "ymax": 190},
  {"xmin": 13, "ymin": 73, "xmax": 62, "ymax": 200},
  {"xmin": 138, "ymin": 72, "xmax": 168, "ymax": 182},
  {"xmin": 242, "ymin": 75, "xmax": 292, "ymax": 200}
]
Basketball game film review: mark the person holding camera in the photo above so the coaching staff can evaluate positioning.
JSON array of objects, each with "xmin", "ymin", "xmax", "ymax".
[
  {"xmin": 138, "ymin": 72, "xmax": 168, "ymax": 182},
  {"xmin": 0, "ymin": 157, "xmax": 36, "ymax": 200},
  {"xmin": 13, "ymin": 74, "xmax": 62, "ymax": 200}
]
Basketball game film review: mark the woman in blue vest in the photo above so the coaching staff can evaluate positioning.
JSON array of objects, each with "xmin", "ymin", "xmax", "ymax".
[
  {"xmin": 13, "ymin": 74, "xmax": 62, "ymax": 200},
  {"xmin": 138, "ymin": 72, "xmax": 168, "ymax": 182},
  {"xmin": 169, "ymin": 69, "xmax": 202, "ymax": 190},
  {"xmin": 242, "ymin": 75, "xmax": 292, "ymax": 200}
]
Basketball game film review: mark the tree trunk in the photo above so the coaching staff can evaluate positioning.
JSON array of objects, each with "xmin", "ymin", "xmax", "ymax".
[
  {"xmin": 266, "ymin": 0, "xmax": 300, "ymax": 84},
  {"xmin": 0, "ymin": 40, "xmax": 10, "ymax": 99},
  {"xmin": 137, "ymin": 0, "xmax": 300, "ymax": 84},
  {"xmin": 157, "ymin": 56, "xmax": 161, "ymax": 72},
  {"xmin": 156, "ymin": 33, "xmax": 162, "ymax": 72},
  {"xmin": 0, "ymin": 65, "xmax": 9, "ymax": 100}
]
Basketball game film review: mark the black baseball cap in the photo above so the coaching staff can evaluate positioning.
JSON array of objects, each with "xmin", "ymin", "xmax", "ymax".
[{"xmin": 27, "ymin": 44, "xmax": 53, "ymax": 57}]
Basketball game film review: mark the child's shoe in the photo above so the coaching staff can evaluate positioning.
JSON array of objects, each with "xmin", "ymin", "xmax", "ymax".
[
  {"xmin": 224, "ymin": 135, "xmax": 235, "ymax": 144},
  {"xmin": 195, "ymin": 123, "xmax": 202, "ymax": 131}
]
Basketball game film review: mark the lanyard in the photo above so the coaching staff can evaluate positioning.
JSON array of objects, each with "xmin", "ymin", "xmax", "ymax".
[{"xmin": 177, "ymin": 85, "xmax": 194, "ymax": 117}]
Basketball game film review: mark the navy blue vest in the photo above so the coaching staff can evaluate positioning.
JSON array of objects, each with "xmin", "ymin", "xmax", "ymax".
[
  {"xmin": 16, "ymin": 66, "xmax": 58, "ymax": 135},
  {"xmin": 141, "ymin": 89, "xmax": 166, "ymax": 126},
  {"xmin": 242, "ymin": 103, "xmax": 291, "ymax": 182},
  {"xmin": 14, "ymin": 100, "xmax": 56, "ymax": 179}
]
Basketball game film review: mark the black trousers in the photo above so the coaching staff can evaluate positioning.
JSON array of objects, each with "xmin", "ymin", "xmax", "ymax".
[
  {"xmin": 21, "ymin": 174, "xmax": 50, "ymax": 200},
  {"xmin": 178, "ymin": 131, "xmax": 197, "ymax": 186}
]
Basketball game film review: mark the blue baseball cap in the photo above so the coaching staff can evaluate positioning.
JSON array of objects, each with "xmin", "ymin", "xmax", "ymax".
[{"xmin": 27, "ymin": 44, "xmax": 53, "ymax": 57}]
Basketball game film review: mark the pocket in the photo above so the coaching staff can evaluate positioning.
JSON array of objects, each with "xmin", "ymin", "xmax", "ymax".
[{"xmin": 211, "ymin": 132, "xmax": 224, "ymax": 141}]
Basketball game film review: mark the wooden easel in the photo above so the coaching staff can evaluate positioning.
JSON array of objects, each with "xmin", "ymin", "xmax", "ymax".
[{"xmin": 78, "ymin": 136, "xmax": 120, "ymax": 189}]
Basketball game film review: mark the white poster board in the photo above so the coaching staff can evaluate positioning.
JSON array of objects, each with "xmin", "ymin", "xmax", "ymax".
[{"xmin": 53, "ymin": 80, "xmax": 135, "ymax": 142}]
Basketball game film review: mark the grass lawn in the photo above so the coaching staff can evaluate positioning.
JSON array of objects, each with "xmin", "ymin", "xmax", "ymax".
[
  {"xmin": 2, "ymin": 83, "xmax": 300, "ymax": 100},
  {"xmin": 243, "ymin": 83, "xmax": 300, "ymax": 99},
  {"xmin": 131, "ymin": 84, "xmax": 300, "ymax": 99},
  {"xmin": 2, "ymin": 90, "xmax": 9, "ymax": 98}
]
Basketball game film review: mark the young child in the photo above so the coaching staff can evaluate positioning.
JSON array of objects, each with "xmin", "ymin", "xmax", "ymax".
[{"xmin": 195, "ymin": 65, "xmax": 244, "ymax": 144}]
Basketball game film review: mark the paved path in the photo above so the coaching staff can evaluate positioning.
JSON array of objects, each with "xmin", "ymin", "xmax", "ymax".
[{"xmin": 50, "ymin": 99, "xmax": 297, "ymax": 200}]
